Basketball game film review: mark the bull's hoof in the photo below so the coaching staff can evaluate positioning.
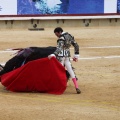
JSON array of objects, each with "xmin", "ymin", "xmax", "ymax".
[{"xmin": 76, "ymin": 88, "xmax": 81, "ymax": 94}]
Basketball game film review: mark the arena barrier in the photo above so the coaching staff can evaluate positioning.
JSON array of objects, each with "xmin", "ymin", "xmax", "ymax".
[{"xmin": 0, "ymin": 15, "xmax": 120, "ymax": 29}]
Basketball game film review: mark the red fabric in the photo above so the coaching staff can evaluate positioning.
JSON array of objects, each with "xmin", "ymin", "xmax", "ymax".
[{"xmin": 1, "ymin": 57, "xmax": 67, "ymax": 95}]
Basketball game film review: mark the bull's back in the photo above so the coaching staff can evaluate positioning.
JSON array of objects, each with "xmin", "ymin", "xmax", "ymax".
[{"xmin": 25, "ymin": 46, "xmax": 56, "ymax": 63}]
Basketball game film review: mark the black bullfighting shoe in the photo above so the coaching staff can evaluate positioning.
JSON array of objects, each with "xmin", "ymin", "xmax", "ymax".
[{"xmin": 76, "ymin": 88, "xmax": 81, "ymax": 94}]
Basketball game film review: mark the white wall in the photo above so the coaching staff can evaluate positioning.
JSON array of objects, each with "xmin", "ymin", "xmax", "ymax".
[
  {"xmin": 104, "ymin": 0, "xmax": 117, "ymax": 13},
  {"xmin": 0, "ymin": 0, "xmax": 17, "ymax": 15}
]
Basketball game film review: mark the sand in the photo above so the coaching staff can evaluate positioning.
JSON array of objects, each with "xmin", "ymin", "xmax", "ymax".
[{"xmin": 0, "ymin": 27, "xmax": 120, "ymax": 120}]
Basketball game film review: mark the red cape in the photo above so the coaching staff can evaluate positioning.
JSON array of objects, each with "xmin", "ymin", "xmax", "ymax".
[{"xmin": 1, "ymin": 57, "xmax": 67, "ymax": 95}]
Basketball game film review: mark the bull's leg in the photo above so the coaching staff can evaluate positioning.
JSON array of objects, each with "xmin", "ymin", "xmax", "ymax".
[
  {"xmin": 0, "ymin": 56, "xmax": 25, "ymax": 75},
  {"xmin": 0, "ymin": 56, "xmax": 17, "ymax": 75}
]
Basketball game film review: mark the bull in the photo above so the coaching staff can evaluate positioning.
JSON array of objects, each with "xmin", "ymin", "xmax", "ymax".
[{"xmin": 0, "ymin": 46, "xmax": 72, "ymax": 80}]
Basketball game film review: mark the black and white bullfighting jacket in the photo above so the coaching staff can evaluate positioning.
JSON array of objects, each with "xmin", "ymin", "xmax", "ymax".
[{"xmin": 54, "ymin": 32, "xmax": 79, "ymax": 57}]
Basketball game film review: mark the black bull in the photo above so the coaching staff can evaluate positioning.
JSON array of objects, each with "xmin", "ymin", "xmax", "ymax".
[{"xmin": 0, "ymin": 46, "xmax": 70, "ymax": 80}]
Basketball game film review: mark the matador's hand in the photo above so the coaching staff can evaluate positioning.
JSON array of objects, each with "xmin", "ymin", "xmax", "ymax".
[
  {"xmin": 73, "ymin": 54, "xmax": 79, "ymax": 62},
  {"xmin": 48, "ymin": 54, "xmax": 56, "ymax": 59}
]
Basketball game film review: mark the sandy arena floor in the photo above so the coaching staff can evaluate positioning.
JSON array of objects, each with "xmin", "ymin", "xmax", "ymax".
[{"xmin": 0, "ymin": 27, "xmax": 120, "ymax": 120}]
